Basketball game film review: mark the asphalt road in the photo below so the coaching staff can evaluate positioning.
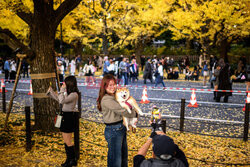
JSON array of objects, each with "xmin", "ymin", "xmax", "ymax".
[{"xmin": 1, "ymin": 76, "xmax": 248, "ymax": 138}]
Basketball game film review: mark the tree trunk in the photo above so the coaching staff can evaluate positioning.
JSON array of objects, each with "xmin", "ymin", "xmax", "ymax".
[
  {"xmin": 72, "ymin": 40, "xmax": 83, "ymax": 58},
  {"xmin": 30, "ymin": 19, "xmax": 58, "ymax": 132},
  {"xmin": 102, "ymin": 34, "xmax": 109, "ymax": 56},
  {"xmin": 220, "ymin": 39, "xmax": 230, "ymax": 63},
  {"xmin": 135, "ymin": 39, "xmax": 144, "ymax": 65}
]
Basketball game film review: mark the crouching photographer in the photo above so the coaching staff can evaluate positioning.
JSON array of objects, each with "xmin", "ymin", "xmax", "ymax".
[{"xmin": 133, "ymin": 130, "xmax": 189, "ymax": 167}]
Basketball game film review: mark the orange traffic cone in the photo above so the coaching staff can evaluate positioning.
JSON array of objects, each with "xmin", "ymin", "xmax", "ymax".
[
  {"xmin": 242, "ymin": 92, "xmax": 250, "ymax": 111},
  {"xmin": 140, "ymin": 86, "xmax": 150, "ymax": 104},
  {"xmin": 28, "ymin": 80, "xmax": 33, "ymax": 95},
  {"xmin": 187, "ymin": 89, "xmax": 198, "ymax": 107},
  {"xmin": 0, "ymin": 79, "xmax": 7, "ymax": 93}
]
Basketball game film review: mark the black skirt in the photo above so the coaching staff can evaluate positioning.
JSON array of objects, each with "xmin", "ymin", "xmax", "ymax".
[{"xmin": 60, "ymin": 112, "xmax": 78, "ymax": 133}]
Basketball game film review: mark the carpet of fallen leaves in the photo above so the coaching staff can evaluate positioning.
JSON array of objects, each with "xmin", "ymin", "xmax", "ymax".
[{"xmin": 0, "ymin": 112, "xmax": 249, "ymax": 167}]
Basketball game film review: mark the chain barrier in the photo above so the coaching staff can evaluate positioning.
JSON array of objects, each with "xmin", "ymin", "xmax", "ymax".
[{"xmin": 1, "ymin": 112, "xmax": 248, "ymax": 166}]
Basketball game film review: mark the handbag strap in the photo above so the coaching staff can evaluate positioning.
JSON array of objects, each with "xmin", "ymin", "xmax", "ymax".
[{"xmin": 59, "ymin": 104, "xmax": 63, "ymax": 115}]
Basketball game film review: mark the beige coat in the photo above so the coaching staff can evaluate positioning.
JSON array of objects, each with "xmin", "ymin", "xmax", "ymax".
[{"xmin": 101, "ymin": 94, "xmax": 136, "ymax": 124}]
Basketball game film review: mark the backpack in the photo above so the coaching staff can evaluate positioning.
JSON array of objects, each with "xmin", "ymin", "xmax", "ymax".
[{"xmin": 140, "ymin": 158, "xmax": 186, "ymax": 167}]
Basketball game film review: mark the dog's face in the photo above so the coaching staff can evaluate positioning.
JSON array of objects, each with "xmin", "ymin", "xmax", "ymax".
[{"xmin": 115, "ymin": 88, "xmax": 130, "ymax": 102}]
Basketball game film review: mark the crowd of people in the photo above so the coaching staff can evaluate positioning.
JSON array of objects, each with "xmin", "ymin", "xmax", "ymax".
[
  {"xmin": 1, "ymin": 54, "xmax": 249, "ymax": 103},
  {"xmin": 0, "ymin": 57, "xmax": 29, "ymax": 83},
  {"xmin": 0, "ymin": 53, "xmax": 249, "ymax": 167}
]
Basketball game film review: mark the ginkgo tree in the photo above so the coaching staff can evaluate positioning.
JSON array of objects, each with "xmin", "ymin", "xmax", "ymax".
[
  {"xmin": 0, "ymin": 0, "xmax": 82, "ymax": 132},
  {"xmin": 168, "ymin": 0, "xmax": 250, "ymax": 61},
  {"xmin": 61, "ymin": 0, "xmax": 174, "ymax": 61},
  {"xmin": 119, "ymin": 0, "xmax": 174, "ymax": 60},
  {"xmin": 62, "ymin": 0, "xmax": 139, "ymax": 56}
]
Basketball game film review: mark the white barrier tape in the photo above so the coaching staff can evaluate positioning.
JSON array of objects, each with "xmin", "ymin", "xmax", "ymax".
[
  {"xmin": 6, "ymin": 88, "xmax": 29, "ymax": 92},
  {"xmin": 142, "ymin": 113, "xmax": 244, "ymax": 124},
  {"xmin": 148, "ymin": 98, "xmax": 245, "ymax": 106},
  {"xmin": 3, "ymin": 80, "xmax": 247, "ymax": 94}
]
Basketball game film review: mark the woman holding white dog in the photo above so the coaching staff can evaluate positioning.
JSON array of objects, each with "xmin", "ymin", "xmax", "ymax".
[
  {"xmin": 47, "ymin": 76, "xmax": 79, "ymax": 167},
  {"xmin": 97, "ymin": 74, "xmax": 137, "ymax": 167}
]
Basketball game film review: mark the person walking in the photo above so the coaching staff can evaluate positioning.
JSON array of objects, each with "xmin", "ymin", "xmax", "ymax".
[
  {"xmin": 47, "ymin": 76, "xmax": 79, "ymax": 167},
  {"xmin": 83, "ymin": 60, "xmax": 96, "ymax": 84},
  {"xmin": 119, "ymin": 58, "xmax": 128, "ymax": 86},
  {"xmin": 154, "ymin": 62, "xmax": 166, "ymax": 88},
  {"xmin": 130, "ymin": 58, "xmax": 138, "ymax": 83},
  {"xmin": 57, "ymin": 61, "xmax": 65, "ymax": 84},
  {"xmin": 97, "ymin": 74, "xmax": 137, "ymax": 167},
  {"xmin": 107, "ymin": 58, "xmax": 115, "ymax": 76},
  {"xmin": 213, "ymin": 64, "xmax": 220, "ymax": 100},
  {"xmin": 4, "ymin": 58, "xmax": 10, "ymax": 83},
  {"xmin": 70, "ymin": 58, "xmax": 76, "ymax": 76},
  {"xmin": 143, "ymin": 58, "xmax": 153, "ymax": 84},
  {"xmin": 216, "ymin": 63, "xmax": 232, "ymax": 102},
  {"xmin": 202, "ymin": 61, "xmax": 209, "ymax": 87},
  {"xmin": 22, "ymin": 59, "xmax": 29, "ymax": 78},
  {"xmin": 9, "ymin": 59, "xmax": 17, "ymax": 83},
  {"xmin": 103, "ymin": 56, "xmax": 110, "ymax": 76}
]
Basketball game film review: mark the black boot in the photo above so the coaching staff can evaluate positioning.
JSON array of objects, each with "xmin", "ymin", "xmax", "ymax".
[
  {"xmin": 67, "ymin": 145, "xmax": 77, "ymax": 167},
  {"xmin": 224, "ymin": 96, "xmax": 228, "ymax": 103},
  {"xmin": 213, "ymin": 91, "xmax": 217, "ymax": 100},
  {"xmin": 216, "ymin": 95, "xmax": 220, "ymax": 102},
  {"xmin": 61, "ymin": 144, "xmax": 70, "ymax": 167},
  {"xmin": 61, "ymin": 145, "xmax": 77, "ymax": 167}
]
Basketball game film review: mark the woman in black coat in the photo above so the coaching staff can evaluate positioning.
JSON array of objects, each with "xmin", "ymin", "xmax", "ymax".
[
  {"xmin": 143, "ymin": 58, "xmax": 153, "ymax": 84},
  {"xmin": 216, "ymin": 63, "xmax": 232, "ymax": 102}
]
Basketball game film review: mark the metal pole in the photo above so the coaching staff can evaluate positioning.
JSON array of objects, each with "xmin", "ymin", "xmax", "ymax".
[
  {"xmin": 74, "ymin": 92, "xmax": 81, "ymax": 160},
  {"xmin": 180, "ymin": 99, "xmax": 186, "ymax": 133},
  {"xmin": 60, "ymin": 0, "xmax": 63, "ymax": 56},
  {"xmin": 25, "ymin": 106, "xmax": 32, "ymax": 151},
  {"xmin": 243, "ymin": 103, "xmax": 249, "ymax": 141},
  {"xmin": 2, "ymin": 87, "xmax": 6, "ymax": 113}
]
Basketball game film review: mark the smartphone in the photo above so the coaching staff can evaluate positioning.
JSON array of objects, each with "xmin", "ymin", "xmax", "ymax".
[{"xmin": 151, "ymin": 107, "xmax": 160, "ymax": 123}]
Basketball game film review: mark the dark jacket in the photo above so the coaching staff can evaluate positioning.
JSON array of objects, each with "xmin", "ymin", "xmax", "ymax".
[
  {"xmin": 143, "ymin": 61, "xmax": 152, "ymax": 79},
  {"xmin": 217, "ymin": 64, "xmax": 232, "ymax": 97}
]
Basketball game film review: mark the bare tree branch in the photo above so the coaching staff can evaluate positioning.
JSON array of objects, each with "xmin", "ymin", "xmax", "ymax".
[
  {"xmin": 54, "ymin": 0, "xmax": 82, "ymax": 27},
  {"xmin": 0, "ymin": 28, "xmax": 34, "ymax": 58},
  {"xmin": 8, "ymin": 0, "xmax": 33, "ymax": 25}
]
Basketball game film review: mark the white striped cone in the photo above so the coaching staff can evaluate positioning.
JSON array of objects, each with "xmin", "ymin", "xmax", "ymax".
[
  {"xmin": 28, "ymin": 81, "xmax": 33, "ymax": 95},
  {"xmin": 140, "ymin": 87, "xmax": 150, "ymax": 104},
  {"xmin": 0, "ymin": 79, "xmax": 7, "ymax": 93},
  {"xmin": 188, "ymin": 89, "xmax": 198, "ymax": 107}
]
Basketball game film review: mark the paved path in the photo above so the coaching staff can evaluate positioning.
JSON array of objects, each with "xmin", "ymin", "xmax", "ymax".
[{"xmin": 0, "ymin": 76, "xmax": 248, "ymax": 138}]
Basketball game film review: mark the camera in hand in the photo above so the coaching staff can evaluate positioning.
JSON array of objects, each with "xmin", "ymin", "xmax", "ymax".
[{"xmin": 151, "ymin": 106, "xmax": 163, "ymax": 132}]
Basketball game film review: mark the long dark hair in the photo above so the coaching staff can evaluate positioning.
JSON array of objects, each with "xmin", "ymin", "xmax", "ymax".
[
  {"xmin": 97, "ymin": 74, "xmax": 117, "ymax": 111},
  {"xmin": 64, "ymin": 76, "xmax": 79, "ymax": 95}
]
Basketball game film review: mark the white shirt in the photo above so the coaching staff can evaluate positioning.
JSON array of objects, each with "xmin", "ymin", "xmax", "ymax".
[
  {"xmin": 108, "ymin": 63, "xmax": 115, "ymax": 72},
  {"xmin": 158, "ymin": 65, "xmax": 164, "ymax": 77},
  {"xmin": 10, "ymin": 61, "xmax": 16, "ymax": 72},
  {"xmin": 70, "ymin": 60, "xmax": 76, "ymax": 73}
]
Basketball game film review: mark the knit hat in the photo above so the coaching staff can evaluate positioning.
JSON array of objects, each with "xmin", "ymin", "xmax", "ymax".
[{"xmin": 153, "ymin": 135, "xmax": 177, "ymax": 159}]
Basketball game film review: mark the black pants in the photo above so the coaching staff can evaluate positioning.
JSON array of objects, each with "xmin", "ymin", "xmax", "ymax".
[
  {"xmin": 216, "ymin": 95, "xmax": 229, "ymax": 103},
  {"xmin": 4, "ymin": 70, "xmax": 9, "ymax": 82},
  {"xmin": 10, "ymin": 71, "xmax": 16, "ymax": 83},
  {"xmin": 59, "ymin": 74, "xmax": 64, "ymax": 84}
]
